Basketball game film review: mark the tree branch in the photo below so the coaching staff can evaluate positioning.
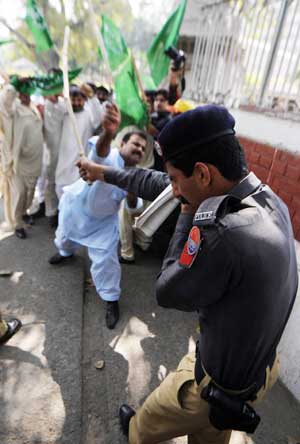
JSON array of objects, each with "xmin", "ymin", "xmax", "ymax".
[{"xmin": 0, "ymin": 18, "xmax": 35, "ymax": 51}]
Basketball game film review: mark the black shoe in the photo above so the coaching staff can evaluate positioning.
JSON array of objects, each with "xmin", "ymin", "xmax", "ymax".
[
  {"xmin": 0, "ymin": 318, "xmax": 22, "ymax": 345},
  {"xmin": 15, "ymin": 228, "xmax": 27, "ymax": 239},
  {"xmin": 119, "ymin": 256, "xmax": 135, "ymax": 265},
  {"xmin": 22, "ymin": 214, "xmax": 34, "ymax": 225},
  {"xmin": 119, "ymin": 404, "xmax": 136, "ymax": 436},
  {"xmin": 31, "ymin": 202, "xmax": 46, "ymax": 219},
  {"xmin": 105, "ymin": 301, "xmax": 119, "ymax": 329},
  {"xmin": 48, "ymin": 214, "xmax": 58, "ymax": 229},
  {"xmin": 49, "ymin": 253, "xmax": 73, "ymax": 265}
]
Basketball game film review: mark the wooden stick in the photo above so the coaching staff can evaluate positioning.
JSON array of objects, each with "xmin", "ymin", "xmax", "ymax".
[
  {"xmin": 0, "ymin": 70, "xmax": 9, "ymax": 84},
  {"xmin": 62, "ymin": 26, "xmax": 85, "ymax": 157},
  {"xmin": 131, "ymin": 53, "xmax": 147, "ymax": 103}
]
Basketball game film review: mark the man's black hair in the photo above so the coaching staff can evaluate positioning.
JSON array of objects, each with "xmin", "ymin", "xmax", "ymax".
[
  {"xmin": 97, "ymin": 85, "xmax": 109, "ymax": 94},
  {"xmin": 155, "ymin": 89, "xmax": 169, "ymax": 101},
  {"xmin": 168, "ymin": 135, "xmax": 249, "ymax": 181},
  {"xmin": 87, "ymin": 82, "xmax": 97, "ymax": 93},
  {"xmin": 70, "ymin": 85, "xmax": 85, "ymax": 98},
  {"xmin": 122, "ymin": 131, "xmax": 147, "ymax": 144}
]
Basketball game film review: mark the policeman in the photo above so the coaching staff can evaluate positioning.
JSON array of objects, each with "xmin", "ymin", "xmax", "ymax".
[{"xmin": 78, "ymin": 105, "xmax": 298, "ymax": 444}]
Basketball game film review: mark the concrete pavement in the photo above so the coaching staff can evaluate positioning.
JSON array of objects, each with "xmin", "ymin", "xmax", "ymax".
[
  {"xmin": 1, "ymin": 208, "xmax": 300, "ymax": 444},
  {"xmin": 0, "ymin": 216, "xmax": 84, "ymax": 444}
]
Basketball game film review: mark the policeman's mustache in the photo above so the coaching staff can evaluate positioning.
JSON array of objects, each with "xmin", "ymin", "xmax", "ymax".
[{"xmin": 178, "ymin": 196, "xmax": 190, "ymax": 204}]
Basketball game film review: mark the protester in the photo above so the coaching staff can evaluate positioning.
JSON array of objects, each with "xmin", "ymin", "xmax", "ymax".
[
  {"xmin": 150, "ymin": 89, "xmax": 172, "ymax": 135},
  {"xmin": 113, "ymin": 125, "xmax": 155, "ymax": 263},
  {"xmin": 43, "ymin": 94, "xmax": 65, "ymax": 227},
  {"xmin": 49, "ymin": 104, "xmax": 147, "ymax": 329},
  {"xmin": 96, "ymin": 85, "xmax": 109, "ymax": 104},
  {"xmin": 55, "ymin": 83, "xmax": 103, "ymax": 199},
  {"xmin": 0, "ymin": 84, "xmax": 17, "ymax": 229},
  {"xmin": 144, "ymin": 89, "xmax": 155, "ymax": 114},
  {"xmin": 78, "ymin": 104, "xmax": 298, "ymax": 443},
  {"xmin": 0, "ymin": 81, "xmax": 44, "ymax": 239}
]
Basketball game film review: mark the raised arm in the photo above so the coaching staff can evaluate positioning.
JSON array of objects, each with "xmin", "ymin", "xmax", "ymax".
[{"xmin": 95, "ymin": 103, "xmax": 120, "ymax": 157}]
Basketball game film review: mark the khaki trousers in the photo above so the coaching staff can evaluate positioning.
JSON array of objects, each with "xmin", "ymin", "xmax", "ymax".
[
  {"xmin": 129, "ymin": 352, "xmax": 279, "ymax": 444},
  {"xmin": 0, "ymin": 311, "xmax": 8, "ymax": 337},
  {"xmin": 11, "ymin": 174, "xmax": 38, "ymax": 228},
  {"xmin": 44, "ymin": 142, "xmax": 59, "ymax": 217},
  {"xmin": 119, "ymin": 200, "xmax": 152, "ymax": 261}
]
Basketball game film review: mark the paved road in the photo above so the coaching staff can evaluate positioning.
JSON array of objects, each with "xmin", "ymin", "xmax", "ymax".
[{"xmin": 1, "ymin": 209, "xmax": 300, "ymax": 444}]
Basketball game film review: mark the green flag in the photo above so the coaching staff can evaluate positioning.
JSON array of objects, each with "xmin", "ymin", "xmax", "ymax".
[
  {"xmin": 100, "ymin": 15, "xmax": 148, "ymax": 129},
  {"xmin": 25, "ymin": 0, "xmax": 53, "ymax": 53},
  {"xmin": 147, "ymin": 0, "xmax": 186, "ymax": 87},
  {"xmin": 10, "ymin": 67, "xmax": 82, "ymax": 96}
]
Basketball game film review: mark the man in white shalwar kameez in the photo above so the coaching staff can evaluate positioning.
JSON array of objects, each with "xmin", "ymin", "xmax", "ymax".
[
  {"xmin": 43, "ymin": 94, "xmax": 65, "ymax": 225},
  {"xmin": 49, "ymin": 104, "xmax": 146, "ymax": 329},
  {"xmin": 55, "ymin": 85, "xmax": 103, "ymax": 199},
  {"xmin": 0, "ymin": 84, "xmax": 43, "ymax": 238},
  {"xmin": 0, "ymin": 84, "xmax": 17, "ymax": 229}
]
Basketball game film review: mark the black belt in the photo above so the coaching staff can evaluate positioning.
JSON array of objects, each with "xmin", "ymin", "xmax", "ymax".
[{"xmin": 195, "ymin": 351, "xmax": 277, "ymax": 400}]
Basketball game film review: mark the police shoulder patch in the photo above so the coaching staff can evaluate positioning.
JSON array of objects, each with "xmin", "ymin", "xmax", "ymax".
[{"xmin": 179, "ymin": 226, "xmax": 202, "ymax": 268}]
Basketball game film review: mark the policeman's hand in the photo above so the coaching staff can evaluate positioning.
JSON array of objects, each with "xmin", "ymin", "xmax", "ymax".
[
  {"xmin": 126, "ymin": 192, "xmax": 138, "ymax": 209},
  {"xmin": 181, "ymin": 203, "xmax": 197, "ymax": 214},
  {"xmin": 76, "ymin": 158, "xmax": 107, "ymax": 183}
]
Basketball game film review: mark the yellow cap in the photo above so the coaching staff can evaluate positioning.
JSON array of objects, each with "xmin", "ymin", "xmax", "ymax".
[{"xmin": 173, "ymin": 98, "xmax": 195, "ymax": 113}]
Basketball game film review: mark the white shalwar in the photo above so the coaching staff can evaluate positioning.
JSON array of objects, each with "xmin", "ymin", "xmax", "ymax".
[
  {"xmin": 55, "ymin": 97, "xmax": 103, "ymax": 198},
  {"xmin": 55, "ymin": 140, "xmax": 130, "ymax": 302}
]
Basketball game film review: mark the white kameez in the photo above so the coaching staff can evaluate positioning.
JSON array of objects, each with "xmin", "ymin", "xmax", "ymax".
[
  {"xmin": 43, "ymin": 98, "xmax": 65, "ymax": 216},
  {"xmin": 55, "ymin": 97, "xmax": 103, "ymax": 196},
  {"xmin": 0, "ymin": 85, "xmax": 16, "ymax": 227},
  {"xmin": 54, "ymin": 141, "xmax": 127, "ymax": 302}
]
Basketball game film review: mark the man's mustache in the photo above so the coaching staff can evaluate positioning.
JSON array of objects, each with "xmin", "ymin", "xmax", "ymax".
[{"xmin": 178, "ymin": 196, "xmax": 190, "ymax": 204}]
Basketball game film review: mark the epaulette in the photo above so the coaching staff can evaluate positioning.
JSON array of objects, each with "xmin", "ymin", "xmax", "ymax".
[{"xmin": 193, "ymin": 195, "xmax": 240, "ymax": 226}]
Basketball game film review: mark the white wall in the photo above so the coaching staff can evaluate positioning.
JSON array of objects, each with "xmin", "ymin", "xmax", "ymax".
[
  {"xmin": 278, "ymin": 241, "xmax": 300, "ymax": 402},
  {"xmin": 231, "ymin": 109, "xmax": 300, "ymax": 154}
]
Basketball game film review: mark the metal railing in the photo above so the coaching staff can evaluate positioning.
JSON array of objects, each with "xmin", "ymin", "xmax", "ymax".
[{"xmin": 187, "ymin": 0, "xmax": 300, "ymax": 118}]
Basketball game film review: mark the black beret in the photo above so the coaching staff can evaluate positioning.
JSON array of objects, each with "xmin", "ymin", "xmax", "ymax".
[{"xmin": 158, "ymin": 104, "xmax": 235, "ymax": 161}]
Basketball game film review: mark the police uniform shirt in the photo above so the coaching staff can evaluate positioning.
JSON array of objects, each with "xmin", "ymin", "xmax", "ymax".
[{"xmin": 156, "ymin": 172, "xmax": 298, "ymax": 391}]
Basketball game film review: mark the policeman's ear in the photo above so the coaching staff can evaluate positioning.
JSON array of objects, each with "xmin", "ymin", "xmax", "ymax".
[{"xmin": 193, "ymin": 162, "xmax": 211, "ymax": 187}]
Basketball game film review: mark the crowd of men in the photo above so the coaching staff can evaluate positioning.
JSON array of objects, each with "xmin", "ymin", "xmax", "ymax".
[
  {"xmin": 0, "ymin": 70, "xmax": 185, "ymax": 334},
  {"xmin": 0, "ymin": 68, "xmax": 298, "ymax": 444}
]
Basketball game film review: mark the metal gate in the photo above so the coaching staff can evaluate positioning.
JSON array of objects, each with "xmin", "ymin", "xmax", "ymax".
[{"xmin": 187, "ymin": 0, "xmax": 300, "ymax": 117}]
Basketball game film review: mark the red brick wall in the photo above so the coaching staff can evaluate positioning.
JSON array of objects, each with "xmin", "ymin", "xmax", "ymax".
[{"xmin": 239, "ymin": 137, "xmax": 300, "ymax": 240}]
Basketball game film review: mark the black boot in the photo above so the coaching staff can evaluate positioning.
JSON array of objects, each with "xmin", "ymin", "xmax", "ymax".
[
  {"xmin": 22, "ymin": 214, "xmax": 34, "ymax": 225},
  {"xmin": 0, "ymin": 319, "xmax": 22, "ymax": 345},
  {"xmin": 48, "ymin": 214, "xmax": 58, "ymax": 229},
  {"xmin": 15, "ymin": 228, "xmax": 27, "ymax": 239},
  {"xmin": 119, "ymin": 256, "xmax": 135, "ymax": 265},
  {"xmin": 105, "ymin": 301, "xmax": 119, "ymax": 329},
  {"xmin": 49, "ymin": 253, "xmax": 73, "ymax": 265},
  {"xmin": 119, "ymin": 404, "xmax": 136, "ymax": 436},
  {"xmin": 31, "ymin": 202, "xmax": 46, "ymax": 219}
]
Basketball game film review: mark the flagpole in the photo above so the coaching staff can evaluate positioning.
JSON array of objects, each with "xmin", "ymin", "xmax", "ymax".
[
  {"xmin": 131, "ymin": 53, "xmax": 147, "ymax": 103},
  {"xmin": 62, "ymin": 26, "xmax": 85, "ymax": 157},
  {"xmin": 86, "ymin": 0, "xmax": 114, "ymax": 90}
]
